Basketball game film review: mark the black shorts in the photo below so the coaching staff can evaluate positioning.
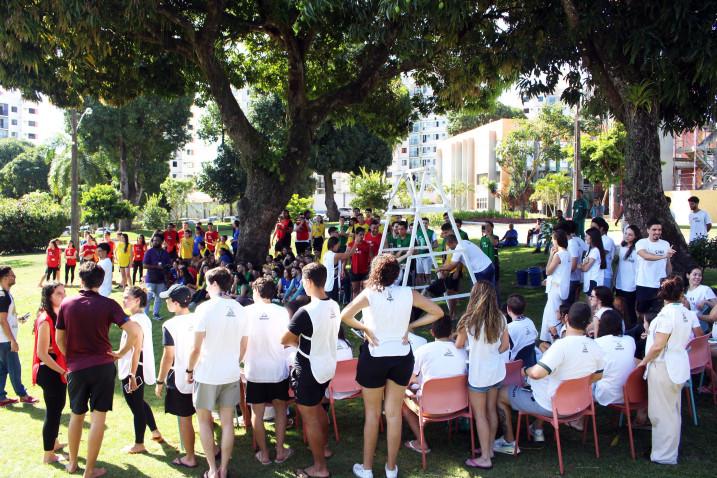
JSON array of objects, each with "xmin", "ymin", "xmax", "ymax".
[
  {"xmin": 45, "ymin": 266, "xmax": 59, "ymax": 275},
  {"xmin": 444, "ymin": 274, "xmax": 461, "ymax": 291},
  {"xmin": 290, "ymin": 356, "xmax": 330, "ymax": 407},
  {"xmin": 165, "ymin": 387, "xmax": 195, "ymax": 417},
  {"xmin": 67, "ymin": 362, "xmax": 116, "ymax": 414},
  {"xmin": 356, "ymin": 342, "xmax": 414, "ymax": 389},
  {"xmin": 295, "ymin": 242, "xmax": 310, "ymax": 255},
  {"xmin": 327, "ymin": 284, "xmax": 340, "ymax": 302},
  {"xmin": 636, "ymin": 285, "xmax": 660, "ymax": 313},
  {"xmin": 350, "ymin": 272, "xmax": 368, "ymax": 283},
  {"xmin": 246, "ymin": 378, "xmax": 290, "ymax": 404}
]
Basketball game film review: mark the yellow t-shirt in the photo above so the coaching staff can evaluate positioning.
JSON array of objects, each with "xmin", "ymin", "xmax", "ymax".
[
  {"xmin": 215, "ymin": 242, "xmax": 231, "ymax": 259},
  {"xmin": 311, "ymin": 222, "xmax": 325, "ymax": 239},
  {"xmin": 179, "ymin": 237, "xmax": 194, "ymax": 260},
  {"xmin": 115, "ymin": 244, "xmax": 131, "ymax": 268}
]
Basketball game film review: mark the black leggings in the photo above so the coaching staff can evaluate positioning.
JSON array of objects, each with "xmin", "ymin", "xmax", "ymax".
[
  {"xmin": 36, "ymin": 365, "xmax": 67, "ymax": 452},
  {"xmin": 616, "ymin": 289, "xmax": 638, "ymax": 327},
  {"xmin": 132, "ymin": 261, "xmax": 143, "ymax": 284},
  {"xmin": 45, "ymin": 267, "xmax": 59, "ymax": 282},
  {"xmin": 65, "ymin": 265, "xmax": 75, "ymax": 284},
  {"xmin": 121, "ymin": 364, "xmax": 157, "ymax": 444}
]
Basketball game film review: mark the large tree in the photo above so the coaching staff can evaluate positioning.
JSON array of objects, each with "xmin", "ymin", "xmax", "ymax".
[
  {"xmin": 447, "ymin": 101, "xmax": 525, "ymax": 135},
  {"xmin": 0, "ymin": 138, "xmax": 32, "ymax": 169},
  {"xmin": 0, "ymin": 147, "xmax": 51, "ymax": 198},
  {"xmin": 0, "ymin": 1, "xmax": 503, "ymax": 262}
]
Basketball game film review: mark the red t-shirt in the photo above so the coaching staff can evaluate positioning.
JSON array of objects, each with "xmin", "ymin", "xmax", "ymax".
[
  {"xmin": 46, "ymin": 248, "xmax": 61, "ymax": 268},
  {"xmin": 349, "ymin": 241, "xmax": 372, "ymax": 275},
  {"xmin": 295, "ymin": 222, "xmax": 309, "ymax": 241},
  {"xmin": 164, "ymin": 230, "xmax": 180, "ymax": 253},
  {"xmin": 102, "ymin": 240, "xmax": 115, "ymax": 259},
  {"xmin": 205, "ymin": 230, "xmax": 219, "ymax": 251},
  {"xmin": 81, "ymin": 243, "xmax": 97, "ymax": 261},
  {"xmin": 65, "ymin": 247, "xmax": 77, "ymax": 266},
  {"xmin": 56, "ymin": 290, "xmax": 128, "ymax": 372},
  {"xmin": 364, "ymin": 232, "xmax": 382, "ymax": 256},
  {"xmin": 132, "ymin": 244, "xmax": 146, "ymax": 262}
]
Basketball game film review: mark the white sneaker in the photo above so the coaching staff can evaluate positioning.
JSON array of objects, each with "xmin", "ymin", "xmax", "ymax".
[
  {"xmin": 385, "ymin": 464, "xmax": 398, "ymax": 478},
  {"xmin": 493, "ymin": 436, "xmax": 519, "ymax": 455},
  {"xmin": 353, "ymin": 464, "xmax": 373, "ymax": 478},
  {"xmin": 529, "ymin": 424, "xmax": 545, "ymax": 442}
]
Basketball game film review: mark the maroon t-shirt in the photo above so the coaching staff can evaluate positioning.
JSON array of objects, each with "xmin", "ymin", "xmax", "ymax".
[{"xmin": 56, "ymin": 290, "xmax": 128, "ymax": 372}]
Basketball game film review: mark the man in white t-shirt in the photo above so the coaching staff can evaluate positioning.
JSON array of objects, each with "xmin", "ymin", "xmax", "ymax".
[
  {"xmin": 495, "ymin": 303, "xmax": 604, "ymax": 453},
  {"xmin": 187, "ymin": 267, "xmax": 247, "ymax": 478},
  {"xmin": 322, "ymin": 237, "xmax": 356, "ymax": 302},
  {"xmin": 688, "ymin": 196, "xmax": 712, "ymax": 243},
  {"xmin": 240, "ymin": 277, "xmax": 293, "ymax": 465},
  {"xmin": 97, "ymin": 243, "xmax": 113, "ymax": 297},
  {"xmin": 437, "ymin": 233, "xmax": 494, "ymax": 284},
  {"xmin": 401, "ymin": 317, "xmax": 467, "ymax": 453},
  {"xmin": 591, "ymin": 217, "xmax": 614, "ymax": 287},
  {"xmin": 635, "ymin": 219, "xmax": 675, "ymax": 312},
  {"xmin": 505, "ymin": 294, "xmax": 538, "ymax": 366},
  {"xmin": 558, "ymin": 221, "xmax": 586, "ymax": 305}
]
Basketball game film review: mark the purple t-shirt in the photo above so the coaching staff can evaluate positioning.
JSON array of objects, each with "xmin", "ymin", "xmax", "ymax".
[
  {"xmin": 56, "ymin": 290, "xmax": 128, "ymax": 372},
  {"xmin": 143, "ymin": 246, "xmax": 171, "ymax": 284}
]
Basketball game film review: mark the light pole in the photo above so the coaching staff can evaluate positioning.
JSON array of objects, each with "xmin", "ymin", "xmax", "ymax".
[{"xmin": 70, "ymin": 107, "xmax": 92, "ymax": 247}]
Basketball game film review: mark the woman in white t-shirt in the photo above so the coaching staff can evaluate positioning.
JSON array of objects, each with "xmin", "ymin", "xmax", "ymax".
[
  {"xmin": 340, "ymin": 254, "xmax": 443, "ymax": 478},
  {"xmin": 684, "ymin": 267, "xmax": 716, "ymax": 331},
  {"xmin": 540, "ymin": 230, "xmax": 572, "ymax": 343},
  {"xmin": 118, "ymin": 287, "xmax": 162, "ymax": 454},
  {"xmin": 638, "ymin": 276, "xmax": 694, "ymax": 465},
  {"xmin": 581, "ymin": 228, "xmax": 606, "ymax": 296},
  {"xmin": 593, "ymin": 310, "xmax": 636, "ymax": 406},
  {"xmin": 587, "ymin": 286, "xmax": 614, "ymax": 337},
  {"xmin": 456, "ymin": 281, "xmax": 509, "ymax": 470},
  {"xmin": 615, "ymin": 225, "xmax": 641, "ymax": 327}
]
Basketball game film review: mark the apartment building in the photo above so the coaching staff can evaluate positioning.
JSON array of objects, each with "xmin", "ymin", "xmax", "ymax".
[{"xmin": 0, "ymin": 87, "xmax": 64, "ymax": 144}]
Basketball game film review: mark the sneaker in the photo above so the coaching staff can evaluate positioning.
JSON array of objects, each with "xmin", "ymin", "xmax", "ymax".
[
  {"xmin": 493, "ymin": 437, "xmax": 519, "ymax": 455},
  {"xmin": 19, "ymin": 395, "xmax": 39, "ymax": 404},
  {"xmin": 352, "ymin": 464, "xmax": 373, "ymax": 478},
  {"xmin": 529, "ymin": 424, "xmax": 545, "ymax": 442},
  {"xmin": 0, "ymin": 398, "xmax": 18, "ymax": 407},
  {"xmin": 152, "ymin": 315, "xmax": 162, "ymax": 321},
  {"xmin": 385, "ymin": 464, "xmax": 398, "ymax": 478}
]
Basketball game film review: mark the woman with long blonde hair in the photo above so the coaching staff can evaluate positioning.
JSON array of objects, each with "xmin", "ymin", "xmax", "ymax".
[{"xmin": 456, "ymin": 281, "xmax": 509, "ymax": 469}]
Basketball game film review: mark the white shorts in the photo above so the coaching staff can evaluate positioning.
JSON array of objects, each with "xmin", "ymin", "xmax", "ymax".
[{"xmin": 416, "ymin": 257, "xmax": 433, "ymax": 275}]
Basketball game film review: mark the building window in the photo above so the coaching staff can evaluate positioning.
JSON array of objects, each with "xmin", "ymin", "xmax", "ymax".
[
  {"xmin": 185, "ymin": 149, "xmax": 193, "ymax": 155},
  {"xmin": 172, "ymin": 174, "xmax": 177, "ymax": 178},
  {"xmin": 10, "ymin": 106, "xmax": 17, "ymax": 113},
  {"xmin": 172, "ymin": 161, "xmax": 178, "ymax": 167},
  {"xmin": 409, "ymin": 134, "xmax": 419, "ymax": 145},
  {"xmin": 411, "ymin": 123, "xmax": 419, "ymax": 133},
  {"xmin": 422, "ymin": 135, "xmax": 428, "ymax": 143},
  {"xmin": 28, "ymin": 120, "xmax": 36, "ymax": 127},
  {"xmin": 409, "ymin": 146, "xmax": 419, "ymax": 157},
  {"xmin": 476, "ymin": 173, "xmax": 488, "ymax": 186},
  {"xmin": 184, "ymin": 162, "xmax": 193, "ymax": 169},
  {"xmin": 28, "ymin": 107, "xmax": 36, "ymax": 114},
  {"xmin": 28, "ymin": 133, "xmax": 36, "ymax": 139},
  {"xmin": 0, "ymin": 104, "xmax": 7, "ymax": 116},
  {"xmin": 434, "ymin": 134, "xmax": 439, "ymax": 140},
  {"xmin": 433, "ymin": 146, "xmax": 437, "ymax": 152},
  {"xmin": 401, "ymin": 160, "xmax": 407, "ymax": 166},
  {"xmin": 401, "ymin": 147, "xmax": 407, "ymax": 154},
  {"xmin": 11, "ymin": 119, "xmax": 17, "ymax": 126},
  {"xmin": 0, "ymin": 119, "xmax": 5, "ymax": 129},
  {"xmin": 476, "ymin": 197, "xmax": 488, "ymax": 209},
  {"xmin": 10, "ymin": 132, "xmax": 16, "ymax": 137}
]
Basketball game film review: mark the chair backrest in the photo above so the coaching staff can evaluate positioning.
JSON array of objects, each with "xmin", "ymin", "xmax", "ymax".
[
  {"xmin": 420, "ymin": 375, "xmax": 469, "ymax": 415},
  {"xmin": 514, "ymin": 344, "xmax": 537, "ymax": 367},
  {"xmin": 552, "ymin": 375, "xmax": 594, "ymax": 417},
  {"xmin": 623, "ymin": 365, "xmax": 647, "ymax": 405},
  {"xmin": 328, "ymin": 358, "xmax": 360, "ymax": 394},
  {"xmin": 504, "ymin": 359, "xmax": 524, "ymax": 387},
  {"xmin": 687, "ymin": 335, "xmax": 711, "ymax": 371}
]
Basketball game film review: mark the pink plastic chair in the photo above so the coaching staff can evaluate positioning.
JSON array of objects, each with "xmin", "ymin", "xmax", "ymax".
[
  {"xmin": 514, "ymin": 375, "xmax": 599, "ymax": 475},
  {"xmin": 607, "ymin": 365, "xmax": 647, "ymax": 459},
  {"xmin": 504, "ymin": 359, "xmax": 524, "ymax": 387},
  {"xmin": 404, "ymin": 374, "xmax": 475, "ymax": 470},
  {"xmin": 684, "ymin": 335, "xmax": 717, "ymax": 425},
  {"xmin": 327, "ymin": 359, "xmax": 362, "ymax": 442}
]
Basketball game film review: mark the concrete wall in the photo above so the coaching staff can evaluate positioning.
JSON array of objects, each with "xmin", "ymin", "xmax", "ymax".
[{"xmin": 665, "ymin": 190, "xmax": 717, "ymax": 226}]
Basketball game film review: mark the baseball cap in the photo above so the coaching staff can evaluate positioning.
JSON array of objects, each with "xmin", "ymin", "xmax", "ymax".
[{"xmin": 159, "ymin": 284, "xmax": 192, "ymax": 307}]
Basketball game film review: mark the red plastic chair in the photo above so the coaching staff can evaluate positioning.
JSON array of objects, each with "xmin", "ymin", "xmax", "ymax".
[
  {"xmin": 514, "ymin": 375, "xmax": 599, "ymax": 475},
  {"xmin": 327, "ymin": 359, "xmax": 362, "ymax": 442},
  {"xmin": 404, "ymin": 374, "xmax": 475, "ymax": 470},
  {"xmin": 607, "ymin": 365, "xmax": 647, "ymax": 459},
  {"xmin": 504, "ymin": 359, "xmax": 524, "ymax": 387},
  {"xmin": 684, "ymin": 335, "xmax": 717, "ymax": 425}
]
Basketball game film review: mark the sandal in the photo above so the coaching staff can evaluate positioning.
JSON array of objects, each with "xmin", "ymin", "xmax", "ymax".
[
  {"xmin": 275, "ymin": 447, "xmax": 295, "ymax": 464},
  {"xmin": 404, "ymin": 440, "xmax": 430, "ymax": 454},
  {"xmin": 465, "ymin": 457, "xmax": 493, "ymax": 470},
  {"xmin": 295, "ymin": 468, "xmax": 331, "ymax": 478},
  {"xmin": 255, "ymin": 451, "xmax": 272, "ymax": 466},
  {"xmin": 172, "ymin": 456, "xmax": 198, "ymax": 468}
]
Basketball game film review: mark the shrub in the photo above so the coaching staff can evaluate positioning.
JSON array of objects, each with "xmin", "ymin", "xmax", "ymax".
[
  {"xmin": 688, "ymin": 236, "xmax": 717, "ymax": 269},
  {"xmin": 80, "ymin": 184, "xmax": 136, "ymax": 226},
  {"xmin": 286, "ymin": 194, "xmax": 314, "ymax": 220},
  {"xmin": 0, "ymin": 192, "xmax": 68, "ymax": 253},
  {"xmin": 140, "ymin": 193, "xmax": 170, "ymax": 230}
]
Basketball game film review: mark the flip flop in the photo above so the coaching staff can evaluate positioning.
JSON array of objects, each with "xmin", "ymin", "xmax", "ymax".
[
  {"xmin": 465, "ymin": 458, "xmax": 493, "ymax": 470},
  {"xmin": 275, "ymin": 447, "xmax": 295, "ymax": 464},
  {"xmin": 151, "ymin": 435, "xmax": 165, "ymax": 443},
  {"xmin": 404, "ymin": 440, "xmax": 431, "ymax": 454},
  {"xmin": 172, "ymin": 457, "xmax": 198, "ymax": 469},
  {"xmin": 255, "ymin": 451, "xmax": 272, "ymax": 466},
  {"xmin": 295, "ymin": 468, "xmax": 331, "ymax": 478}
]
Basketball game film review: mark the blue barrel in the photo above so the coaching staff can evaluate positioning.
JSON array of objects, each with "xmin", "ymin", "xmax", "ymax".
[
  {"xmin": 516, "ymin": 269, "xmax": 528, "ymax": 286},
  {"xmin": 527, "ymin": 267, "xmax": 543, "ymax": 287}
]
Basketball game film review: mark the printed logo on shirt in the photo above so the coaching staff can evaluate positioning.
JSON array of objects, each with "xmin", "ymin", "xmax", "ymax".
[
  {"xmin": 259, "ymin": 313, "xmax": 269, "ymax": 321},
  {"xmin": 614, "ymin": 342, "xmax": 624, "ymax": 351},
  {"xmin": 386, "ymin": 289, "xmax": 394, "ymax": 302},
  {"xmin": 582, "ymin": 344, "xmax": 588, "ymax": 353},
  {"xmin": 443, "ymin": 349, "xmax": 454, "ymax": 357},
  {"xmin": 226, "ymin": 308, "xmax": 237, "ymax": 318}
]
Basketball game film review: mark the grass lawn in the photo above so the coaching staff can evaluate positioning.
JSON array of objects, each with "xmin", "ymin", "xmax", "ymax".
[{"xmin": 1, "ymin": 246, "xmax": 716, "ymax": 477}]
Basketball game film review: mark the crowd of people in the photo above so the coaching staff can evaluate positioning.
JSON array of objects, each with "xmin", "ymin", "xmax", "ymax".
[{"xmin": 0, "ymin": 198, "xmax": 714, "ymax": 477}]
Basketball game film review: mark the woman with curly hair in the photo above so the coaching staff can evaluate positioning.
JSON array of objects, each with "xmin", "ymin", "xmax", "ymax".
[{"xmin": 340, "ymin": 254, "xmax": 443, "ymax": 478}]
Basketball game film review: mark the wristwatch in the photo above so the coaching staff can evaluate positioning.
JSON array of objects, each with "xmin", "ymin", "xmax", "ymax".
[
  {"xmin": 186, "ymin": 369, "xmax": 193, "ymax": 373},
  {"xmin": 156, "ymin": 380, "xmax": 165, "ymax": 385}
]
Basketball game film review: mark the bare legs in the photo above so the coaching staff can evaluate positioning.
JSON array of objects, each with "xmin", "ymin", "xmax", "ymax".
[
  {"xmin": 297, "ymin": 403, "xmax": 330, "ymax": 477},
  {"xmin": 360, "ymin": 379, "xmax": 407, "ymax": 473},
  {"xmin": 469, "ymin": 388, "xmax": 498, "ymax": 467},
  {"xmin": 66, "ymin": 411, "xmax": 107, "ymax": 478},
  {"xmin": 197, "ymin": 406, "xmax": 234, "ymax": 478}
]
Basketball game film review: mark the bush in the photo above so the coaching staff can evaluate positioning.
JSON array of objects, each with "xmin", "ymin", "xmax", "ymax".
[
  {"xmin": 140, "ymin": 193, "xmax": 170, "ymax": 230},
  {"xmin": 0, "ymin": 192, "xmax": 68, "ymax": 253},
  {"xmin": 286, "ymin": 194, "xmax": 314, "ymax": 220},
  {"xmin": 688, "ymin": 237, "xmax": 717, "ymax": 269},
  {"xmin": 81, "ymin": 184, "xmax": 136, "ymax": 226},
  {"xmin": 423, "ymin": 209, "xmax": 537, "ymax": 226},
  {"xmin": 349, "ymin": 168, "xmax": 391, "ymax": 211}
]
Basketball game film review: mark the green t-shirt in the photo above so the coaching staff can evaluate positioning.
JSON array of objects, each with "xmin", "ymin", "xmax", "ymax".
[
  {"xmin": 479, "ymin": 235, "xmax": 496, "ymax": 262},
  {"xmin": 339, "ymin": 224, "xmax": 350, "ymax": 247},
  {"xmin": 572, "ymin": 197, "xmax": 589, "ymax": 220},
  {"xmin": 458, "ymin": 229, "xmax": 469, "ymax": 240},
  {"xmin": 417, "ymin": 228, "xmax": 435, "ymax": 248},
  {"xmin": 389, "ymin": 234, "xmax": 411, "ymax": 249}
]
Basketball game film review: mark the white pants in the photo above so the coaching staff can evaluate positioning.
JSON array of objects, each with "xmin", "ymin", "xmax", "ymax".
[
  {"xmin": 647, "ymin": 361, "xmax": 683, "ymax": 464},
  {"xmin": 540, "ymin": 288, "xmax": 563, "ymax": 343}
]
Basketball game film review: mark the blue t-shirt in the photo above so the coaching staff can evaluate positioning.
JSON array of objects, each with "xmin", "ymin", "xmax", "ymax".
[
  {"xmin": 193, "ymin": 235, "xmax": 203, "ymax": 256},
  {"xmin": 143, "ymin": 247, "xmax": 171, "ymax": 284}
]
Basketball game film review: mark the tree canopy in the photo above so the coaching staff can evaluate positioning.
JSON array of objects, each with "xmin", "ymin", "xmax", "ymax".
[
  {"xmin": 447, "ymin": 102, "xmax": 525, "ymax": 135},
  {"xmin": 80, "ymin": 184, "xmax": 136, "ymax": 227},
  {"xmin": 0, "ymin": 138, "xmax": 33, "ymax": 169},
  {"xmin": 0, "ymin": 147, "xmax": 51, "ymax": 198}
]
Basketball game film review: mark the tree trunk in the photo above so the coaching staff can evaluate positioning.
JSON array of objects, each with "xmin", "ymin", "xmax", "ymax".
[
  {"xmin": 118, "ymin": 138, "xmax": 132, "ymax": 231},
  {"xmin": 70, "ymin": 110, "xmax": 80, "ymax": 247},
  {"xmin": 323, "ymin": 171, "xmax": 339, "ymax": 221},
  {"xmin": 622, "ymin": 107, "xmax": 695, "ymax": 273}
]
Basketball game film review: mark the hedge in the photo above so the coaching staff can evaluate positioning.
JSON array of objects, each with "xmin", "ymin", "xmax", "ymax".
[{"xmin": 0, "ymin": 192, "xmax": 68, "ymax": 253}]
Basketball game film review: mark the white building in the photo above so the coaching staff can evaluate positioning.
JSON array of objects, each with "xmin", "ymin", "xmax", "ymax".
[{"xmin": 0, "ymin": 87, "xmax": 64, "ymax": 144}]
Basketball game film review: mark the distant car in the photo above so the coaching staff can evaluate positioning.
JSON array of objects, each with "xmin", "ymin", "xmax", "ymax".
[
  {"xmin": 179, "ymin": 218, "xmax": 197, "ymax": 229},
  {"xmin": 80, "ymin": 225, "xmax": 91, "ymax": 232},
  {"xmin": 94, "ymin": 227, "xmax": 109, "ymax": 237},
  {"xmin": 223, "ymin": 216, "xmax": 238, "ymax": 223},
  {"xmin": 204, "ymin": 216, "xmax": 219, "ymax": 223},
  {"xmin": 338, "ymin": 207, "xmax": 352, "ymax": 218}
]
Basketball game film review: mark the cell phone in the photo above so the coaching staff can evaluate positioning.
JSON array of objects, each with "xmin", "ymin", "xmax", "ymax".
[
  {"xmin": 124, "ymin": 375, "xmax": 144, "ymax": 393},
  {"xmin": 17, "ymin": 313, "xmax": 30, "ymax": 323}
]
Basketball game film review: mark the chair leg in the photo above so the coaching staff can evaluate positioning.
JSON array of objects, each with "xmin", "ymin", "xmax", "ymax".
[
  {"xmin": 591, "ymin": 412, "xmax": 600, "ymax": 458},
  {"xmin": 554, "ymin": 422, "xmax": 564, "ymax": 475},
  {"xmin": 330, "ymin": 397, "xmax": 339, "ymax": 442},
  {"xmin": 582, "ymin": 416, "xmax": 588, "ymax": 444},
  {"xmin": 419, "ymin": 419, "xmax": 427, "ymax": 470},
  {"xmin": 618, "ymin": 412, "xmax": 624, "ymax": 428},
  {"xmin": 448, "ymin": 419, "xmax": 452, "ymax": 439},
  {"xmin": 626, "ymin": 409, "xmax": 636, "ymax": 460},
  {"xmin": 514, "ymin": 412, "xmax": 522, "ymax": 455},
  {"xmin": 689, "ymin": 382, "xmax": 699, "ymax": 426}
]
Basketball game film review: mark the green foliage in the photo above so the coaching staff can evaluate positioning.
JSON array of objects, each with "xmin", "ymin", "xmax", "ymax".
[
  {"xmin": 530, "ymin": 173, "xmax": 573, "ymax": 215},
  {"xmin": 578, "ymin": 124, "xmax": 626, "ymax": 187},
  {"xmin": 196, "ymin": 144, "xmax": 246, "ymax": 204},
  {"xmin": 140, "ymin": 193, "xmax": 170, "ymax": 231},
  {"xmin": 285, "ymin": 194, "xmax": 314, "ymax": 221},
  {"xmin": 310, "ymin": 123, "xmax": 394, "ymax": 176},
  {"xmin": 447, "ymin": 102, "xmax": 525, "ymax": 135},
  {"xmin": 81, "ymin": 184, "xmax": 136, "ymax": 226},
  {"xmin": 47, "ymin": 135, "xmax": 111, "ymax": 198},
  {"xmin": 0, "ymin": 147, "xmax": 51, "ymax": 198},
  {"xmin": 0, "ymin": 138, "xmax": 33, "ymax": 169},
  {"xmin": 160, "ymin": 177, "xmax": 194, "ymax": 220},
  {"xmin": 687, "ymin": 237, "xmax": 717, "ymax": 269},
  {"xmin": 349, "ymin": 168, "xmax": 392, "ymax": 211},
  {"xmin": 0, "ymin": 192, "xmax": 67, "ymax": 253}
]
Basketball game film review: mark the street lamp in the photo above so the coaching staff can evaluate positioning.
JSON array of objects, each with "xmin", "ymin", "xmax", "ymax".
[{"xmin": 70, "ymin": 107, "xmax": 93, "ymax": 247}]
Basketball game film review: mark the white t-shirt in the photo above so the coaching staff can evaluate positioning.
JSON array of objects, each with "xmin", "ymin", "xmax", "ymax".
[
  {"xmin": 466, "ymin": 320, "xmax": 507, "ymax": 388},
  {"xmin": 0, "ymin": 288, "xmax": 18, "ymax": 342},
  {"xmin": 635, "ymin": 238, "xmax": 670, "ymax": 288},
  {"xmin": 118, "ymin": 312, "xmax": 156, "ymax": 384},
  {"xmin": 162, "ymin": 313, "xmax": 197, "ymax": 394},
  {"xmin": 193, "ymin": 297, "xmax": 247, "ymax": 385},
  {"xmin": 530, "ymin": 335, "xmax": 605, "ymax": 411},
  {"xmin": 593, "ymin": 335, "xmax": 636, "ymax": 406},
  {"xmin": 362, "ymin": 286, "xmax": 413, "ymax": 357},
  {"xmin": 407, "ymin": 332, "xmax": 427, "ymax": 351},
  {"xmin": 243, "ymin": 302, "xmax": 290, "ymax": 383},
  {"xmin": 452, "ymin": 240, "xmax": 492, "ymax": 274},
  {"xmin": 615, "ymin": 245, "xmax": 637, "ymax": 292},
  {"xmin": 645, "ymin": 303, "xmax": 693, "ymax": 384},
  {"xmin": 507, "ymin": 316, "xmax": 538, "ymax": 360},
  {"xmin": 689, "ymin": 209, "xmax": 712, "ymax": 242},
  {"xmin": 336, "ymin": 338, "xmax": 353, "ymax": 361},
  {"xmin": 602, "ymin": 234, "xmax": 615, "ymax": 279},
  {"xmin": 413, "ymin": 340, "xmax": 467, "ymax": 389},
  {"xmin": 323, "ymin": 251, "xmax": 340, "ymax": 292},
  {"xmin": 546, "ymin": 250, "xmax": 571, "ymax": 301},
  {"xmin": 568, "ymin": 236, "xmax": 587, "ymax": 282},
  {"xmin": 685, "ymin": 285, "xmax": 716, "ymax": 315},
  {"xmin": 98, "ymin": 257, "xmax": 113, "ymax": 297},
  {"xmin": 583, "ymin": 247, "xmax": 605, "ymax": 292}
]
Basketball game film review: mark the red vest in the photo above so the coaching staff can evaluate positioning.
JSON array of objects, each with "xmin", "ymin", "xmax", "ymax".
[{"xmin": 32, "ymin": 312, "xmax": 67, "ymax": 385}]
